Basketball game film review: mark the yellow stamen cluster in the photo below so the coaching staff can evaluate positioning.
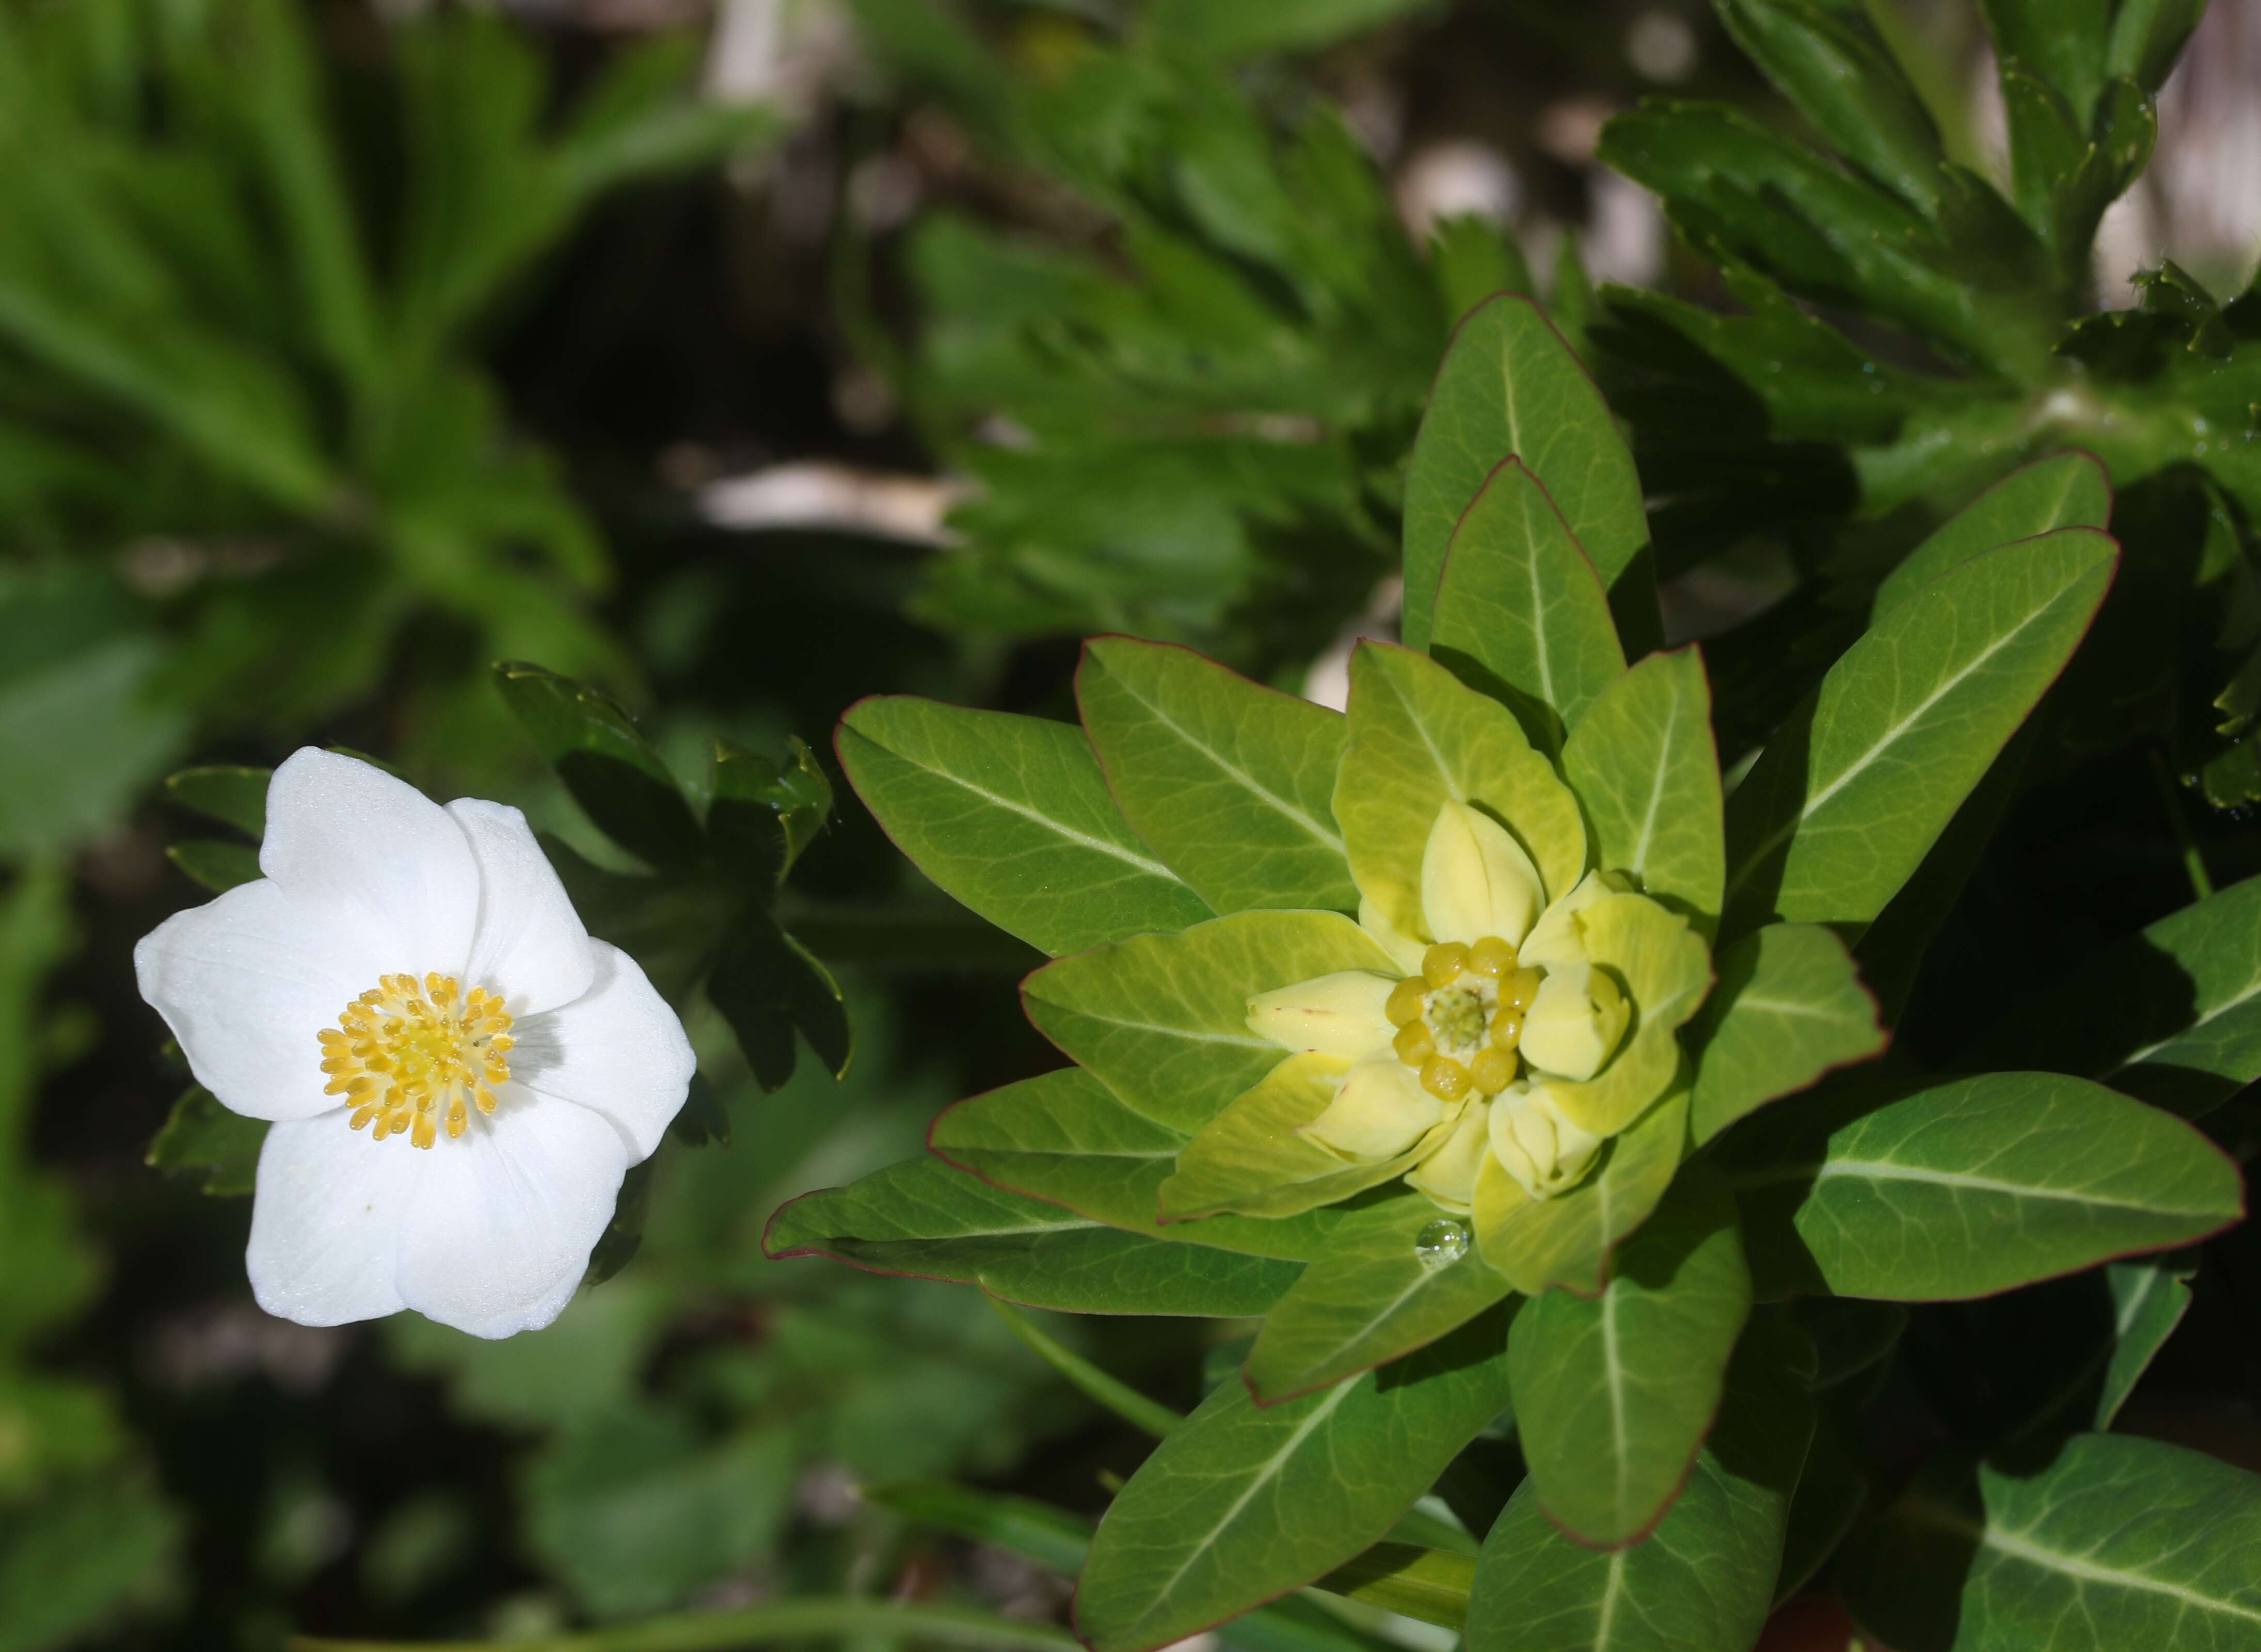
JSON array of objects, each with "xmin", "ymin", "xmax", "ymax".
[
  {"xmin": 319, "ymin": 973, "xmax": 514, "ymax": 1150},
  {"xmin": 1385, "ymin": 939, "xmax": 1545, "ymax": 1102}
]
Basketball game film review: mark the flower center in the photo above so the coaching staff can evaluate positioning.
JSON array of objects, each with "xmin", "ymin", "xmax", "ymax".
[
  {"xmin": 1382, "ymin": 937, "xmax": 1544, "ymax": 1102},
  {"xmin": 319, "ymin": 973, "xmax": 514, "ymax": 1150}
]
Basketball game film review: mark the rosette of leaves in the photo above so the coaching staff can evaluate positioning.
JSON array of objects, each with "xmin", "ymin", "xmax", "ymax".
[
  {"xmin": 850, "ymin": 0, "xmax": 1547, "ymax": 675},
  {"xmin": 1587, "ymin": 0, "xmax": 2261, "ymax": 796},
  {"xmin": 774, "ymin": 296, "xmax": 2250, "ymax": 1651},
  {"xmin": 147, "ymin": 664, "xmax": 849, "ymax": 1271}
]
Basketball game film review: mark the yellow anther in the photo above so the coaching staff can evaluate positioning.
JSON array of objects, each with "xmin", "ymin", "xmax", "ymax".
[
  {"xmin": 1423, "ymin": 943, "xmax": 1469, "ymax": 988},
  {"xmin": 1421, "ymin": 1055, "xmax": 1472, "ymax": 1102},
  {"xmin": 1384, "ymin": 977, "xmax": 1429, "ymax": 1027},
  {"xmin": 1394, "ymin": 1021, "xmax": 1437, "ymax": 1066},
  {"xmin": 322, "ymin": 972, "xmax": 514, "ymax": 1151},
  {"xmin": 1490, "ymin": 1009, "xmax": 1524, "ymax": 1050},
  {"xmin": 1500, "ymin": 967, "xmax": 1545, "ymax": 1014},
  {"xmin": 1469, "ymin": 1046, "xmax": 1517, "ymax": 1093},
  {"xmin": 1464, "ymin": 935, "xmax": 1518, "ymax": 979}
]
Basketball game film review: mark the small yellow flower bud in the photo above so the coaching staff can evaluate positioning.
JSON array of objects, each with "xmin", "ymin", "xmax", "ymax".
[
  {"xmin": 1500, "ymin": 966, "xmax": 1544, "ymax": 1013},
  {"xmin": 1490, "ymin": 1010, "xmax": 1523, "ymax": 1049},
  {"xmin": 1468, "ymin": 1046, "xmax": 1517, "ymax": 1093},
  {"xmin": 1393, "ymin": 1021, "xmax": 1437, "ymax": 1065},
  {"xmin": 1464, "ymin": 935, "xmax": 1518, "ymax": 979},
  {"xmin": 1384, "ymin": 977, "xmax": 1429, "ymax": 1027},
  {"xmin": 1421, "ymin": 1055, "xmax": 1472, "ymax": 1102},
  {"xmin": 1423, "ymin": 942, "xmax": 1469, "ymax": 988}
]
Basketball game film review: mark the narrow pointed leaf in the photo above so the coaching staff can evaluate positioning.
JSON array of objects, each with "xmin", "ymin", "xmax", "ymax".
[
  {"xmin": 1404, "ymin": 295, "xmax": 1652, "ymax": 654},
  {"xmin": 1507, "ymin": 1163, "xmax": 1752, "ymax": 1547},
  {"xmin": 1077, "ymin": 638, "xmax": 1357, "ymax": 915},
  {"xmin": 763, "ymin": 1156, "xmax": 1299, "ymax": 1317},
  {"xmin": 1024, "ymin": 910, "xmax": 1397, "ymax": 1136},
  {"xmin": 1842, "ymin": 1433, "xmax": 2261, "ymax": 1652},
  {"xmin": 1562, "ymin": 646, "xmax": 1725, "ymax": 937},
  {"xmin": 2094, "ymin": 1252, "xmax": 2197, "ymax": 1429},
  {"xmin": 839, "ymin": 695, "xmax": 1215, "ymax": 956},
  {"xmin": 1690, "ymin": 923, "xmax": 1884, "ymax": 1146},
  {"xmin": 928, "ymin": 1067, "xmax": 1335, "ymax": 1261},
  {"xmin": 1430, "ymin": 458, "xmax": 1625, "ymax": 754},
  {"xmin": 1075, "ymin": 1308, "xmax": 1512, "ymax": 1652},
  {"xmin": 1246, "ymin": 1196, "xmax": 1516, "ymax": 1402},
  {"xmin": 1721, "ymin": 530, "xmax": 2116, "ymax": 940},
  {"xmin": 1467, "ymin": 1308, "xmax": 1813, "ymax": 1652},
  {"xmin": 1717, "ymin": 1072, "xmax": 2244, "ymax": 1301},
  {"xmin": 1872, "ymin": 452, "xmax": 2111, "ymax": 618}
]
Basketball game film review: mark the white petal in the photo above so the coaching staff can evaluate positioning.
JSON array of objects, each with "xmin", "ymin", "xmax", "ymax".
[
  {"xmin": 1247, "ymin": 971, "xmax": 1397, "ymax": 1059},
  {"xmin": 447, "ymin": 799, "xmax": 597, "ymax": 1016},
  {"xmin": 1421, "ymin": 802, "xmax": 1544, "ymax": 947},
  {"xmin": 258, "ymin": 748, "xmax": 480, "ymax": 978},
  {"xmin": 506, "ymin": 943, "xmax": 693, "ymax": 1160},
  {"xmin": 136, "ymin": 880, "xmax": 364, "ymax": 1123},
  {"xmin": 245, "ymin": 1116, "xmax": 417, "ymax": 1325},
  {"xmin": 1300, "ymin": 1058, "xmax": 1445, "ymax": 1160},
  {"xmin": 394, "ymin": 1097, "xmax": 634, "ymax": 1339}
]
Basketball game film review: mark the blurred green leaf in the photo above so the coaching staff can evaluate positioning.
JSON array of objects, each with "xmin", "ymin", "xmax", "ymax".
[
  {"xmin": 164, "ymin": 840, "xmax": 261, "ymax": 894},
  {"xmin": 0, "ymin": 1471, "xmax": 178, "ymax": 1652},
  {"xmin": 162, "ymin": 765, "xmax": 268, "ymax": 837},
  {"xmin": 144, "ymin": 1086, "xmax": 265, "ymax": 1196}
]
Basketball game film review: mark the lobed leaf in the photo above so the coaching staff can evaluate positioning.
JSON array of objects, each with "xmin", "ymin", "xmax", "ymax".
[{"xmin": 495, "ymin": 661, "xmax": 706, "ymax": 875}]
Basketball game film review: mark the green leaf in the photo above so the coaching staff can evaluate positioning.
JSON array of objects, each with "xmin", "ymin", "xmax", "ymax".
[
  {"xmin": 162, "ymin": 764, "xmax": 269, "ymax": 837},
  {"xmin": 2094, "ymin": 1252, "xmax": 2196, "ymax": 1429},
  {"xmin": 144, "ymin": 1086, "xmax": 265, "ymax": 1196},
  {"xmin": 0, "ymin": 1470, "xmax": 178, "ymax": 1652},
  {"xmin": 523, "ymin": 1406, "xmax": 794, "ymax": 1619},
  {"xmin": 1970, "ymin": 873, "xmax": 2261, "ymax": 1118},
  {"xmin": 1143, "ymin": 0, "xmax": 1442, "ymax": 59},
  {"xmin": 1403, "ymin": 295, "xmax": 1652, "ymax": 655},
  {"xmin": 1472, "ymin": 1088, "xmax": 1690, "ymax": 1297},
  {"xmin": 1466, "ymin": 1307, "xmax": 1812, "ymax": 1652},
  {"xmin": 764, "ymin": 1155, "xmax": 1301, "ymax": 1317},
  {"xmin": 1721, "ymin": 529, "xmax": 2117, "ymax": 940},
  {"xmin": 387, "ymin": 1280, "xmax": 675, "ymax": 1431},
  {"xmin": 1983, "ymin": 0, "xmax": 2111, "ymax": 122},
  {"xmin": 1506, "ymin": 1163, "xmax": 1752, "ymax": 1547},
  {"xmin": 1717, "ymin": 0, "xmax": 1947, "ymax": 218},
  {"xmin": 1024, "ymin": 909, "xmax": 1396, "ymax": 1135},
  {"xmin": 1075, "ymin": 1307, "xmax": 1512, "ymax": 1652},
  {"xmin": 0, "ymin": 624, "xmax": 185, "ymax": 859},
  {"xmin": 707, "ymin": 910, "xmax": 852, "ymax": 1091},
  {"xmin": 495, "ymin": 661, "xmax": 706, "ymax": 875},
  {"xmin": 1776, "ymin": 1405, "xmax": 1867, "ymax": 1602},
  {"xmin": 1076, "ymin": 637, "xmax": 1357, "ymax": 915},
  {"xmin": 1690, "ymin": 923, "xmax": 1884, "ymax": 1146},
  {"xmin": 1871, "ymin": 452, "xmax": 2112, "ymax": 620},
  {"xmin": 1562, "ymin": 647, "xmax": 1725, "ymax": 936},
  {"xmin": 1796, "ymin": 1297, "xmax": 1907, "ymax": 1389},
  {"xmin": 1334, "ymin": 643, "xmax": 1587, "ymax": 940},
  {"xmin": 709, "ymin": 736, "xmax": 830, "ymax": 891},
  {"xmin": 1717, "ymin": 1072, "xmax": 2244, "ymax": 1301},
  {"xmin": 165, "ymin": 840, "xmax": 262, "ymax": 894},
  {"xmin": 2105, "ymin": 0, "xmax": 2205, "ymax": 95},
  {"xmin": 839, "ymin": 695, "xmax": 1215, "ymax": 957},
  {"xmin": 1245, "ymin": 1195, "xmax": 1516, "ymax": 1401},
  {"xmin": 928, "ymin": 1067, "xmax": 1333, "ymax": 1260},
  {"xmin": 1159, "ymin": 1054, "xmax": 1430, "ymax": 1221},
  {"xmin": 1431, "ymin": 458, "xmax": 1626, "ymax": 755},
  {"xmin": 1841, "ymin": 1433, "xmax": 2261, "ymax": 1652}
]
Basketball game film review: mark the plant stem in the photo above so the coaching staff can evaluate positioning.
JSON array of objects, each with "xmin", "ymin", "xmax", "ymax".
[
  {"xmin": 2149, "ymin": 749, "xmax": 2216, "ymax": 901},
  {"xmin": 289, "ymin": 1600, "xmax": 1081, "ymax": 1652},
  {"xmin": 989, "ymin": 1296, "xmax": 1183, "ymax": 1440}
]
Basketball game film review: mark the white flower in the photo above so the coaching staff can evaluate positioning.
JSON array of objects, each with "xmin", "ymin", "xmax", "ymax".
[{"xmin": 135, "ymin": 749, "xmax": 695, "ymax": 1339}]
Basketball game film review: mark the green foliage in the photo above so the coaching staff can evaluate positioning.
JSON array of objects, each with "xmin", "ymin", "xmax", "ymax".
[
  {"xmin": 1841, "ymin": 1433, "xmax": 2261, "ymax": 1651},
  {"xmin": 0, "ymin": 0, "xmax": 767, "ymax": 760},
  {"xmin": 144, "ymin": 1086, "xmax": 265, "ymax": 1195},
  {"xmin": 1690, "ymin": 923, "xmax": 1885, "ymax": 1144}
]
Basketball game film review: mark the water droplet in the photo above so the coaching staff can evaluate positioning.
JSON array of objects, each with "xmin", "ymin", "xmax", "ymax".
[{"xmin": 1414, "ymin": 1218, "xmax": 1470, "ymax": 1270}]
